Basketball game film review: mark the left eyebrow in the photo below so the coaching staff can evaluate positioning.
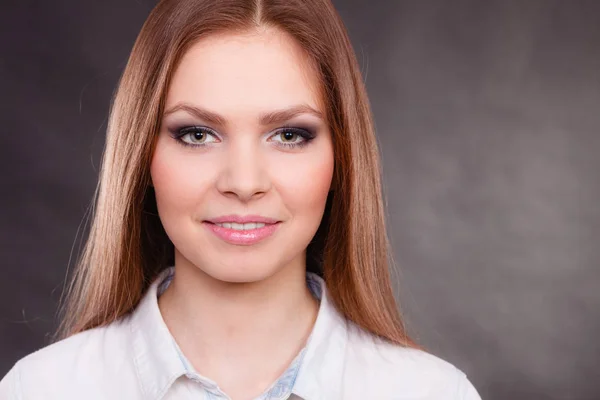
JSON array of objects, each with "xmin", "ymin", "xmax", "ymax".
[
  {"xmin": 259, "ymin": 104, "xmax": 324, "ymax": 126},
  {"xmin": 162, "ymin": 103, "xmax": 324, "ymax": 126}
]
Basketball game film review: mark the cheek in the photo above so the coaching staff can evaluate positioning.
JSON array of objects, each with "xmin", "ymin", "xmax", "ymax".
[
  {"xmin": 274, "ymin": 145, "xmax": 334, "ymax": 219},
  {"xmin": 149, "ymin": 137, "xmax": 212, "ymax": 216}
]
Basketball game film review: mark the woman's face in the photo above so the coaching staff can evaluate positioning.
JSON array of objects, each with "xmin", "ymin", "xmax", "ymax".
[{"xmin": 151, "ymin": 28, "xmax": 334, "ymax": 283}]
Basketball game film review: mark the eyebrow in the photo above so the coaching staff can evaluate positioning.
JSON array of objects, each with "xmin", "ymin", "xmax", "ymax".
[{"xmin": 162, "ymin": 103, "xmax": 324, "ymax": 126}]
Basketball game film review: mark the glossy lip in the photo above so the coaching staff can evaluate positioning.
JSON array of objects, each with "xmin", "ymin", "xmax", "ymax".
[
  {"xmin": 205, "ymin": 214, "xmax": 281, "ymax": 224},
  {"xmin": 203, "ymin": 220, "xmax": 281, "ymax": 246}
]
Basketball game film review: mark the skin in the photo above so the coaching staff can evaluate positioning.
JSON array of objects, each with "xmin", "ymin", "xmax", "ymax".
[{"xmin": 151, "ymin": 27, "xmax": 334, "ymax": 400}]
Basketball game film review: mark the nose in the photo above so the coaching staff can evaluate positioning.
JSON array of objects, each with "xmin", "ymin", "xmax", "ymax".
[{"xmin": 215, "ymin": 137, "xmax": 271, "ymax": 202}]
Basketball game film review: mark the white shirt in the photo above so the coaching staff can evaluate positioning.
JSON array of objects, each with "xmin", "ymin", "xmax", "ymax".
[{"xmin": 0, "ymin": 268, "xmax": 481, "ymax": 399}]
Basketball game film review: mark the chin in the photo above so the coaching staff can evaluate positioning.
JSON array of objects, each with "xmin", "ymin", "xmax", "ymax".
[{"xmin": 204, "ymin": 264, "xmax": 280, "ymax": 284}]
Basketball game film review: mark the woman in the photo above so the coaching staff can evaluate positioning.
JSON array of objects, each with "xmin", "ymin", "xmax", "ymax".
[{"xmin": 0, "ymin": 0, "xmax": 481, "ymax": 399}]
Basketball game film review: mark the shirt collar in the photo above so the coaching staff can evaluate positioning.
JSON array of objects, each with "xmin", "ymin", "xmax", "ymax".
[
  {"xmin": 129, "ymin": 267, "xmax": 348, "ymax": 400},
  {"xmin": 290, "ymin": 273, "xmax": 348, "ymax": 400},
  {"xmin": 129, "ymin": 268, "xmax": 187, "ymax": 399}
]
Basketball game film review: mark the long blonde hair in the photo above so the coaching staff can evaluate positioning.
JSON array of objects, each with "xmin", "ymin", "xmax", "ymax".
[{"xmin": 56, "ymin": 0, "xmax": 419, "ymax": 349}]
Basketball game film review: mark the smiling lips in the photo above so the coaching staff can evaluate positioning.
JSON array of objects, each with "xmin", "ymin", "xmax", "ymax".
[{"xmin": 203, "ymin": 214, "xmax": 281, "ymax": 245}]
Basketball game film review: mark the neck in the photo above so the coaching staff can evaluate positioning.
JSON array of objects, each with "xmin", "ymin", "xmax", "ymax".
[{"xmin": 157, "ymin": 254, "xmax": 319, "ymax": 396}]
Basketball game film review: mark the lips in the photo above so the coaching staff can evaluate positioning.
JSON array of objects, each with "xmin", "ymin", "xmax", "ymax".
[{"xmin": 203, "ymin": 220, "xmax": 281, "ymax": 245}]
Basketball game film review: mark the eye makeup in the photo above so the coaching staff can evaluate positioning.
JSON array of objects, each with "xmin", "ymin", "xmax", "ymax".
[{"xmin": 166, "ymin": 124, "xmax": 318, "ymax": 150}]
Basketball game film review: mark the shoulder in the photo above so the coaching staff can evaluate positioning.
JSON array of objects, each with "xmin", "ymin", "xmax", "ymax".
[
  {"xmin": 342, "ymin": 324, "xmax": 481, "ymax": 399},
  {"xmin": 0, "ymin": 317, "xmax": 139, "ymax": 399}
]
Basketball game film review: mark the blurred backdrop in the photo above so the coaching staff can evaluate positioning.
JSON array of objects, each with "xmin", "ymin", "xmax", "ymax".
[{"xmin": 1, "ymin": 1, "xmax": 599, "ymax": 398}]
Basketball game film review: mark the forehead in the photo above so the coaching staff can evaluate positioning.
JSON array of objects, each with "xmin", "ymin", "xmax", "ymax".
[{"xmin": 165, "ymin": 28, "xmax": 323, "ymax": 116}]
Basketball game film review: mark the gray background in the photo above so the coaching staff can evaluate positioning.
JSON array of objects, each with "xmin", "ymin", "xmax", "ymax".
[{"xmin": 1, "ymin": 0, "xmax": 599, "ymax": 398}]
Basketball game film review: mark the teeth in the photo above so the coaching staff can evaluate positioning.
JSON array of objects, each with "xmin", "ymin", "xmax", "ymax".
[{"xmin": 216, "ymin": 222, "xmax": 266, "ymax": 230}]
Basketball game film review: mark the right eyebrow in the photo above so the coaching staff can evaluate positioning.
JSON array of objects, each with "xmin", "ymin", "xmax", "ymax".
[{"xmin": 162, "ymin": 103, "xmax": 227, "ymax": 126}]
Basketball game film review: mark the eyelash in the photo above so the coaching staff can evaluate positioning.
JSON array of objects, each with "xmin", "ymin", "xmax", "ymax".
[{"xmin": 170, "ymin": 125, "xmax": 316, "ymax": 150}]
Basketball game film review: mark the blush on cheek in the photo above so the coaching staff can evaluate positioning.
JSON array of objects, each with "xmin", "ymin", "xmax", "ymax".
[
  {"xmin": 150, "ymin": 137, "xmax": 213, "ymax": 207},
  {"xmin": 149, "ymin": 135, "xmax": 173, "ymax": 189},
  {"xmin": 293, "ymin": 155, "xmax": 334, "ymax": 211},
  {"xmin": 150, "ymin": 166, "xmax": 188, "ymax": 234}
]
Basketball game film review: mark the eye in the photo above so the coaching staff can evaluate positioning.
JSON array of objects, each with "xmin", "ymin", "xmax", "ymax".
[
  {"xmin": 270, "ymin": 127, "xmax": 315, "ymax": 148},
  {"xmin": 175, "ymin": 126, "xmax": 219, "ymax": 147}
]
